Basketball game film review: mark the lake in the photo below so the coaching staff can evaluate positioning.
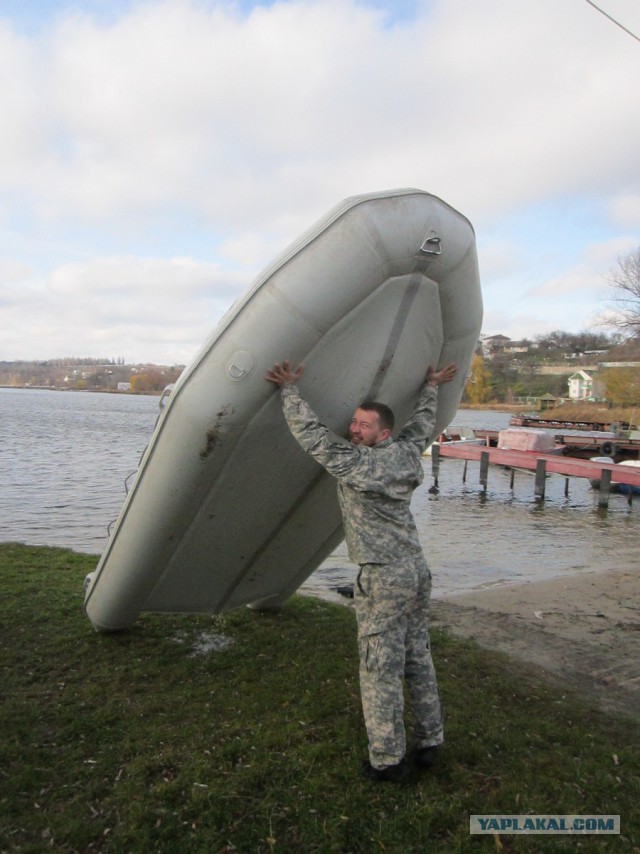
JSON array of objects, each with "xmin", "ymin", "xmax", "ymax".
[{"xmin": 2, "ymin": 388, "xmax": 638, "ymax": 601}]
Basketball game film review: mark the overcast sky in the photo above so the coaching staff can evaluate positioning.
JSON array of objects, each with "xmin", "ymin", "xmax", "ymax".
[{"xmin": 1, "ymin": 0, "xmax": 639, "ymax": 365}]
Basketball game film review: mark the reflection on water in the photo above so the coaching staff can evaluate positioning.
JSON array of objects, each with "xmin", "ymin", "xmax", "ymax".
[{"xmin": 2, "ymin": 390, "xmax": 638, "ymax": 600}]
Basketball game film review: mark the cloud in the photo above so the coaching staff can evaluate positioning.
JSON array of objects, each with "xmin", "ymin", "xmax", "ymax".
[
  {"xmin": 583, "ymin": 236, "xmax": 639, "ymax": 266},
  {"xmin": 529, "ymin": 236, "xmax": 639, "ymax": 301},
  {"xmin": 531, "ymin": 265, "xmax": 605, "ymax": 298},
  {"xmin": 0, "ymin": 259, "xmax": 33, "ymax": 287},
  {"xmin": 3, "ymin": 0, "xmax": 639, "ymax": 228},
  {"xmin": 475, "ymin": 241, "xmax": 524, "ymax": 282},
  {"xmin": 48, "ymin": 255, "xmax": 234, "ymax": 300},
  {"xmin": 3, "ymin": 255, "xmax": 246, "ymax": 363},
  {"xmin": 608, "ymin": 193, "xmax": 640, "ymax": 229},
  {"xmin": 0, "ymin": 0, "xmax": 639, "ymax": 361}
]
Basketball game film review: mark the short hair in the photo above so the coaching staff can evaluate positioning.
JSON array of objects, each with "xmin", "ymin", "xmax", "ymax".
[{"xmin": 358, "ymin": 400, "xmax": 395, "ymax": 432}]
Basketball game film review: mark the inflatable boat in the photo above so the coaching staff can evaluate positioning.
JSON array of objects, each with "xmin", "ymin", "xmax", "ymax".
[{"xmin": 84, "ymin": 188, "xmax": 483, "ymax": 631}]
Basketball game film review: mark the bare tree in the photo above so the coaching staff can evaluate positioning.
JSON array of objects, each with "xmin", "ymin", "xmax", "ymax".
[{"xmin": 602, "ymin": 247, "xmax": 640, "ymax": 338}]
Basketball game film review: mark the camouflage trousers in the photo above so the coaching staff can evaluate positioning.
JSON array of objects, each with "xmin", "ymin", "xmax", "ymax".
[{"xmin": 354, "ymin": 556, "xmax": 443, "ymax": 769}]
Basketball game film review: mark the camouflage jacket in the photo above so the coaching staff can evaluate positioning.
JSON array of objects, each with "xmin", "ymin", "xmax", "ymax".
[{"xmin": 280, "ymin": 383, "xmax": 438, "ymax": 564}]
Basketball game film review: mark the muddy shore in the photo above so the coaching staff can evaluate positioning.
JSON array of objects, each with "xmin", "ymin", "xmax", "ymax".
[{"xmin": 431, "ymin": 569, "xmax": 640, "ymax": 718}]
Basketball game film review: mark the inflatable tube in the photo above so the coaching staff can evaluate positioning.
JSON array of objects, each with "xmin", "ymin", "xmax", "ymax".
[{"xmin": 84, "ymin": 188, "xmax": 483, "ymax": 631}]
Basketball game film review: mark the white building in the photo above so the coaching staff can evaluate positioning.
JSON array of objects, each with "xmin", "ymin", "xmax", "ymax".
[
  {"xmin": 480, "ymin": 334, "xmax": 510, "ymax": 357},
  {"xmin": 567, "ymin": 370, "xmax": 593, "ymax": 401}
]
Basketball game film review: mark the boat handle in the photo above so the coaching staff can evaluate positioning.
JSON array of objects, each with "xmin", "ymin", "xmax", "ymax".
[
  {"xmin": 158, "ymin": 384, "xmax": 174, "ymax": 410},
  {"xmin": 419, "ymin": 236, "xmax": 442, "ymax": 255}
]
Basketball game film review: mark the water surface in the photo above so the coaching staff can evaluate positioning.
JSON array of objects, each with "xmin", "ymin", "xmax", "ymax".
[{"xmin": 2, "ymin": 389, "xmax": 637, "ymax": 600}]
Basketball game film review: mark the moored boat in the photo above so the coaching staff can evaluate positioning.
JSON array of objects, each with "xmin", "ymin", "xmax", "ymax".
[
  {"xmin": 423, "ymin": 425, "xmax": 484, "ymax": 456},
  {"xmin": 589, "ymin": 456, "xmax": 640, "ymax": 494},
  {"xmin": 616, "ymin": 461, "xmax": 640, "ymax": 495},
  {"xmin": 497, "ymin": 428, "xmax": 564, "ymax": 455}
]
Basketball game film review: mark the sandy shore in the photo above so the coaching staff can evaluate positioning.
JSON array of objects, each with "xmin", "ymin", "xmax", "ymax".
[{"xmin": 431, "ymin": 569, "xmax": 640, "ymax": 718}]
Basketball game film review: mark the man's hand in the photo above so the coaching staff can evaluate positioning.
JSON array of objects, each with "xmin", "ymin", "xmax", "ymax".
[
  {"xmin": 265, "ymin": 360, "xmax": 304, "ymax": 387},
  {"xmin": 426, "ymin": 363, "xmax": 458, "ymax": 387}
]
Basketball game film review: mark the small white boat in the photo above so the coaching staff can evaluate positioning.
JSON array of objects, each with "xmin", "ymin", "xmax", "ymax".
[
  {"xmin": 589, "ymin": 456, "xmax": 640, "ymax": 495},
  {"xmin": 497, "ymin": 428, "xmax": 564, "ymax": 455},
  {"xmin": 617, "ymin": 461, "xmax": 640, "ymax": 495},
  {"xmin": 423, "ymin": 425, "xmax": 484, "ymax": 456}
]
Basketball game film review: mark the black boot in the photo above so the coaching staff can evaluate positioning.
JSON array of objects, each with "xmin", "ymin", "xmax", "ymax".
[
  {"xmin": 362, "ymin": 758, "xmax": 410, "ymax": 782},
  {"xmin": 414, "ymin": 745, "xmax": 440, "ymax": 768}
]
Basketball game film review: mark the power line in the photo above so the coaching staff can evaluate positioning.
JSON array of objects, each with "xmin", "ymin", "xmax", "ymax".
[{"xmin": 583, "ymin": 0, "xmax": 640, "ymax": 43}]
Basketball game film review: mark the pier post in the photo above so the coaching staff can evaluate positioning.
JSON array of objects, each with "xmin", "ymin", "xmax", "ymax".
[
  {"xmin": 431, "ymin": 444, "xmax": 440, "ymax": 489},
  {"xmin": 598, "ymin": 469, "xmax": 611, "ymax": 508},
  {"xmin": 480, "ymin": 451, "xmax": 489, "ymax": 492},
  {"xmin": 535, "ymin": 458, "xmax": 546, "ymax": 499}
]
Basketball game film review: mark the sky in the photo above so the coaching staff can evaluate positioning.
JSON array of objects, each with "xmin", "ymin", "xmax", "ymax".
[{"xmin": 1, "ymin": 0, "xmax": 639, "ymax": 365}]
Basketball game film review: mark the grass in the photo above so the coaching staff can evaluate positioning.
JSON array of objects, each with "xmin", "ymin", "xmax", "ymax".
[
  {"xmin": 534, "ymin": 404, "xmax": 637, "ymax": 427},
  {"xmin": 461, "ymin": 401, "xmax": 639, "ymax": 426},
  {"xmin": 1, "ymin": 543, "xmax": 639, "ymax": 853}
]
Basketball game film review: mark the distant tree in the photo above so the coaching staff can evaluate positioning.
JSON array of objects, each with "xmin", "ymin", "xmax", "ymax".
[
  {"xmin": 486, "ymin": 354, "xmax": 520, "ymax": 402},
  {"xmin": 130, "ymin": 373, "xmax": 152, "ymax": 393},
  {"xmin": 603, "ymin": 367, "xmax": 640, "ymax": 407},
  {"xmin": 606, "ymin": 337, "xmax": 640, "ymax": 362},
  {"xmin": 86, "ymin": 370, "xmax": 114, "ymax": 390},
  {"xmin": 129, "ymin": 369, "xmax": 174, "ymax": 393},
  {"xmin": 601, "ymin": 247, "xmax": 640, "ymax": 339},
  {"xmin": 513, "ymin": 370, "xmax": 567, "ymax": 400},
  {"xmin": 569, "ymin": 330, "xmax": 613, "ymax": 353},
  {"xmin": 534, "ymin": 329, "xmax": 613, "ymax": 356},
  {"xmin": 463, "ymin": 354, "xmax": 493, "ymax": 404},
  {"xmin": 535, "ymin": 330, "xmax": 572, "ymax": 352},
  {"xmin": 512, "ymin": 362, "xmax": 538, "ymax": 397}
]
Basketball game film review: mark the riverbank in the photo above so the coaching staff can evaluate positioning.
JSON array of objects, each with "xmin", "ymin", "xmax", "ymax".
[
  {"xmin": 0, "ymin": 384, "xmax": 164, "ymax": 395},
  {"xmin": 432, "ymin": 568, "xmax": 640, "ymax": 718},
  {"xmin": 315, "ymin": 566, "xmax": 640, "ymax": 719},
  {"xmin": 0, "ymin": 544, "xmax": 640, "ymax": 854},
  {"xmin": 2, "ymin": 543, "xmax": 639, "ymax": 851}
]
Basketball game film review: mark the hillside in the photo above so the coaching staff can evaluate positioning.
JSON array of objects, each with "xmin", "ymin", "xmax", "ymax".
[{"xmin": 0, "ymin": 359, "xmax": 183, "ymax": 393}]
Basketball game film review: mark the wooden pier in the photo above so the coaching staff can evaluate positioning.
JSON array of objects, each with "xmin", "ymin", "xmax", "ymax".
[
  {"xmin": 473, "ymin": 429, "xmax": 640, "ymax": 460},
  {"xmin": 431, "ymin": 443, "xmax": 640, "ymax": 507}
]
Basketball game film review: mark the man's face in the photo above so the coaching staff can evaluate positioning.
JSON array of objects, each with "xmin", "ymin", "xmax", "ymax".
[{"xmin": 349, "ymin": 408, "xmax": 391, "ymax": 447}]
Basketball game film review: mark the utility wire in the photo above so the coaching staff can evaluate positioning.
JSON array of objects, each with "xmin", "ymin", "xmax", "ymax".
[{"xmin": 583, "ymin": 0, "xmax": 640, "ymax": 43}]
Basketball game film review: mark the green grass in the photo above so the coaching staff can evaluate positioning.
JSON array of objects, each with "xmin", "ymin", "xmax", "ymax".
[{"xmin": 1, "ymin": 543, "xmax": 639, "ymax": 853}]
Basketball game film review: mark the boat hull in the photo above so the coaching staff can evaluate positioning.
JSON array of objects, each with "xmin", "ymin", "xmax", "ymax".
[{"xmin": 84, "ymin": 188, "xmax": 483, "ymax": 631}]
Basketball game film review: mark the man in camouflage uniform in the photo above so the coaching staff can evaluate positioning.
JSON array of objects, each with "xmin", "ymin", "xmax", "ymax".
[{"xmin": 266, "ymin": 359, "xmax": 457, "ymax": 782}]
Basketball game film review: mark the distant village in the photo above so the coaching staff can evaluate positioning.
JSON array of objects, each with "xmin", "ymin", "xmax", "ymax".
[
  {"xmin": 477, "ymin": 332, "xmax": 640, "ymax": 407},
  {"xmin": 1, "ymin": 330, "xmax": 639, "ymax": 405},
  {"xmin": 0, "ymin": 357, "xmax": 183, "ymax": 394}
]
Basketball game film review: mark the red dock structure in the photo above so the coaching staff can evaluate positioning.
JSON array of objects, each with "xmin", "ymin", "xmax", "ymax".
[
  {"xmin": 473, "ymin": 429, "xmax": 640, "ymax": 460},
  {"xmin": 431, "ymin": 444, "xmax": 640, "ymax": 507}
]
